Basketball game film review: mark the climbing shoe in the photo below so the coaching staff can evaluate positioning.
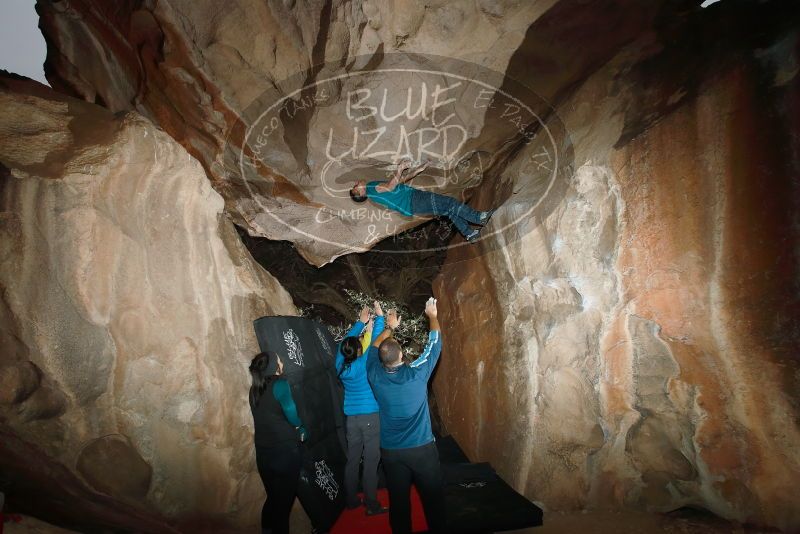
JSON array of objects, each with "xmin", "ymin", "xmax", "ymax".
[
  {"xmin": 478, "ymin": 208, "xmax": 496, "ymax": 225},
  {"xmin": 365, "ymin": 503, "xmax": 389, "ymax": 516},
  {"xmin": 466, "ymin": 229, "xmax": 480, "ymax": 243}
]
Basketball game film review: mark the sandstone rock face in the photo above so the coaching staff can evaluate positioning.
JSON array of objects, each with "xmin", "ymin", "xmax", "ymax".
[
  {"xmin": 24, "ymin": 0, "xmax": 800, "ymax": 532},
  {"xmin": 0, "ymin": 75, "xmax": 295, "ymax": 531},
  {"xmin": 433, "ymin": 6, "xmax": 800, "ymax": 531},
  {"xmin": 36, "ymin": 0, "xmax": 556, "ymax": 265}
]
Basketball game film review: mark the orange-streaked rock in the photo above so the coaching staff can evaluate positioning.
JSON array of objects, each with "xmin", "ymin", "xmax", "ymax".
[{"xmin": 433, "ymin": 20, "xmax": 800, "ymax": 533}]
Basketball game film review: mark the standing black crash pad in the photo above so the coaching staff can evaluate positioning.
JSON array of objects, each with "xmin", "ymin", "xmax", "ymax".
[{"xmin": 253, "ymin": 315, "xmax": 346, "ymax": 532}]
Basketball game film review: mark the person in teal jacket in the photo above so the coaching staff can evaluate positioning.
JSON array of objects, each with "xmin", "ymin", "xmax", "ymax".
[
  {"xmin": 335, "ymin": 300, "xmax": 389, "ymax": 516},
  {"xmin": 349, "ymin": 160, "xmax": 495, "ymax": 242}
]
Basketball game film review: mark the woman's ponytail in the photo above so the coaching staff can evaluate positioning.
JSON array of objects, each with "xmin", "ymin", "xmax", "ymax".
[{"xmin": 338, "ymin": 336, "xmax": 363, "ymax": 377}]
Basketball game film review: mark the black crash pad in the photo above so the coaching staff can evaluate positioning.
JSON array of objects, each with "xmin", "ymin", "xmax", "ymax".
[
  {"xmin": 442, "ymin": 462, "xmax": 543, "ymax": 533},
  {"xmin": 436, "ymin": 436, "xmax": 543, "ymax": 533},
  {"xmin": 253, "ymin": 316, "xmax": 346, "ymax": 532}
]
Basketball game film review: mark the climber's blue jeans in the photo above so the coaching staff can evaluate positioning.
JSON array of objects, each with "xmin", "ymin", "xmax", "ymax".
[{"xmin": 410, "ymin": 189, "xmax": 484, "ymax": 238}]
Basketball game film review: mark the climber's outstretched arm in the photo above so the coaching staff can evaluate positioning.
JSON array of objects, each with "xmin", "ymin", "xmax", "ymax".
[
  {"xmin": 376, "ymin": 161, "xmax": 412, "ymax": 193},
  {"xmin": 400, "ymin": 160, "xmax": 429, "ymax": 184}
]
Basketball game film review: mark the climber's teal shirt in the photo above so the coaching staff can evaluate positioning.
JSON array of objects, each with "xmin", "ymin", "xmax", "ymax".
[{"xmin": 366, "ymin": 181, "xmax": 414, "ymax": 217}]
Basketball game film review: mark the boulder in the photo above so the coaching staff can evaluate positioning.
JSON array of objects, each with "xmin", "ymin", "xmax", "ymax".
[
  {"xmin": 432, "ymin": 3, "xmax": 800, "ymax": 530},
  {"xmin": 23, "ymin": 0, "xmax": 800, "ymax": 531},
  {"xmin": 36, "ymin": 0, "xmax": 554, "ymax": 265},
  {"xmin": 0, "ymin": 73, "xmax": 296, "ymax": 532}
]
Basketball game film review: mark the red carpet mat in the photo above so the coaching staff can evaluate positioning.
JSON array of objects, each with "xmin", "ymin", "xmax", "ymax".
[{"xmin": 331, "ymin": 487, "xmax": 429, "ymax": 534}]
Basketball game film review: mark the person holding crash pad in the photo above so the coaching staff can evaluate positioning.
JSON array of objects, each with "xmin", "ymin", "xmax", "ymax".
[
  {"xmin": 249, "ymin": 350, "xmax": 308, "ymax": 534},
  {"xmin": 367, "ymin": 297, "xmax": 447, "ymax": 533}
]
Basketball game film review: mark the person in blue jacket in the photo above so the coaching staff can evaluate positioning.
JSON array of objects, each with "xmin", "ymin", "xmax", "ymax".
[
  {"xmin": 335, "ymin": 300, "xmax": 389, "ymax": 516},
  {"xmin": 349, "ymin": 160, "xmax": 494, "ymax": 243},
  {"xmin": 249, "ymin": 350, "xmax": 307, "ymax": 534},
  {"xmin": 367, "ymin": 297, "xmax": 446, "ymax": 534}
]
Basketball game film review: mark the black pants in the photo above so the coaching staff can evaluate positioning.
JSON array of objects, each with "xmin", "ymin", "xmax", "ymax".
[
  {"xmin": 255, "ymin": 443, "xmax": 302, "ymax": 534},
  {"xmin": 345, "ymin": 412, "xmax": 381, "ymax": 507},
  {"xmin": 381, "ymin": 441, "xmax": 447, "ymax": 534}
]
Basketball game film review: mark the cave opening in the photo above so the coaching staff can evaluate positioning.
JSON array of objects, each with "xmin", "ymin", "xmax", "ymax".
[{"xmin": 237, "ymin": 220, "xmax": 451, "ymax": 333}]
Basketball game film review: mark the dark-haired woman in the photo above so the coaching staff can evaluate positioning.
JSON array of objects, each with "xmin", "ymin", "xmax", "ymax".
[
  {"xmin": 249, "ymin": 350, "xmax": 307, "ymax": 534},
  {"xmin": 335, "ymin": 301, "xmax": 388, "ymax": 516}
]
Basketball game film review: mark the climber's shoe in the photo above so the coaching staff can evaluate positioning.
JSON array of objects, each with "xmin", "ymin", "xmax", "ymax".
[
  {"xmin": 466, "ymin": 229, "xmax": 480, "ymax": 243},
  {"xmin": 478, "ymin": 208, "xmax": 496, "ymax": 225},
  {"xmin": 365, "ymin": 503, "xmax": 389, "ymax": 516}
]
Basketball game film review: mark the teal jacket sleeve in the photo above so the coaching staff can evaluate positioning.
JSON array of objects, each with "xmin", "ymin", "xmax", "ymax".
[
  {"xmin": 272, "ymin": 379, "xmax": 302, "ymax": 428},
  {"xmin": 365, "ymin": 315, "xmax": 386, "ymax": 369},
  {"xmin": 409, "ymin": 329, "xmax": 442, "ymax": 380},
  {"xmin": 372, "ymin": 315, "xmax": 385, "ymax": 342}
]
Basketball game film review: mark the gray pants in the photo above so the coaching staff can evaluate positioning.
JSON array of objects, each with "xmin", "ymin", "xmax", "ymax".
[{"xmin": 344, "ymin": 412, "xmax": 381, "ymax": 507}]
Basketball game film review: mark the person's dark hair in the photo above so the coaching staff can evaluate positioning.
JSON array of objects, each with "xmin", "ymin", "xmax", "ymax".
[
  {"xmin": 350, "ymin": 188, "xmax": 367, "ymax": 203},
  {"xmin": 379, "ymin": 338, "xmax": 403, "ymax": 368},
  {"xmin": 338, "ymin": 336, "xmax": 362, "ymax": 377},
  {"xmin": 249, "ymin": 351, "xmax": 280, "ymax": 407}
]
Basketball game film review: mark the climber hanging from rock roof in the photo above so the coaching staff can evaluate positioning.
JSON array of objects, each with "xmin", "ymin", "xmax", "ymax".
[{"xmin": 349, "ymin": 159, "xmax": 495, "ymax": 243}]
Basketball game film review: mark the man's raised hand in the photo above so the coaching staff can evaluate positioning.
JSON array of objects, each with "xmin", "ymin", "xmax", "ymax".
[
  {"xmin": 386, "ymin": 309, "xmax": 401, "ymax": 330},
  {"xmin": 373, "ymin": 300, "xmax": 384, "ymax": 317},
  {"xmin": 365, "ymin": 318, "xmax": 374, "ymax": 333},
  {"xmin": 425, "ymin": 297, "xmax": 438, "ymax": 318},
  {"xmin": 359, "ymin": 305, "xmax": 371, "ymax": 323}
]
